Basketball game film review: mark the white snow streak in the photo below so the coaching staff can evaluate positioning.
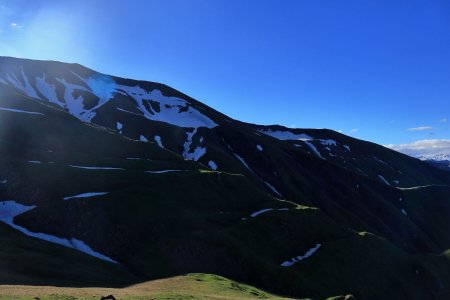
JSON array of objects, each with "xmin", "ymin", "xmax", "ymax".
[
  {"xmin": 0, "ymin": 107, "xmax": 44, "ymax": 115},
  {"xmin": 116, "ymin": 107, "xmax": 144, "ymax": 117},
  {"xmin": 250, "ymin": 208, "xmax": 274, "ymax": 218},
  {"xmin": 264, "ymin": 181, "xmax": 282, "ymax": 198},
  {"xmin": 259, "ymin": 129, "xmax": 313, "ymax": 141},
  {"xmin": 69, "ymin": 165, "xmax": 124, "ymax": 170},
  {"xmin": 139, "ymin": 135, "xmax": 148, "ymax": 142},
  {"xmin": 145, "ymin": 170, "xmax": 182, "ymax": 174},
  {"xmin": 208, "ymin": 160, "xmax": 217, "ymax": 170},
  {"xmin": 249, "ymin": 207, "xmax": 290, "ymax": 218},
  {"xmin": 154, "ymin": 135, "xmax": 164, "ymax": 148},
  {"xmin": 280, "ymin": 244, "xmax": 322, "ymax": 267},
  {"xmin": 20, "ymin": 68, "xmax": 39, "ymax": 99},
  {"xmin": 319, "ymin": 139, "xmax": 337, "ymax": 146},
  {"xmin": 305, "ymin": 141, "xmax": 324, "ymax": 159},
  {"xmin": 378, "ymin": 175, "xmax": 391, "ymax": 186},
  {"xmin": 0, "ymin": 201, "xmax": 116, "ymax": 263},
  {"xmin": 35, "ymin": 74, "xmax": 61, "ymax": 106},
  {"xmin": 3, "ymin": 69, "xmax": 39, "ymax": 99},
  {"xmin": 234, "ymin": 153, "xmax": 253, "ymax": 173},
  {"xmin": 63, "ymin": 192, "xmax": 109, "ymax": 201}
]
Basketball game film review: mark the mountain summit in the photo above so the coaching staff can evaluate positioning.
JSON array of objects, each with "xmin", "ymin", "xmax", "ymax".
[{"xmin": 1, "ymin": 57, "xmax": 450, "ymax": 299}]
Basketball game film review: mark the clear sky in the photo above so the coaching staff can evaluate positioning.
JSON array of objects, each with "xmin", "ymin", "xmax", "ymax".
[{"xmin": 1, "ymin": 0, "xmax": 450, "ymax": 152}]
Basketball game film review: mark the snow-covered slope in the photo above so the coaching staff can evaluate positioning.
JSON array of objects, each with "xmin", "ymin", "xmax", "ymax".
[{"xmin": 0, "ymin": 60, "xmax": 217, "ymax": 128}]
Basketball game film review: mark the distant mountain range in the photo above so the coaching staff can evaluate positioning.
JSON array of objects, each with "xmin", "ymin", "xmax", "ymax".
[
  {"xmin": 419, "ymin": 153, "xmax": 450, "ymax": 162},
  {"xmin": 0, "ymin": 56, "xmax": 450, "ymax": 299},
  {"xmin": 419, "ymin": 154, "xmax": 450, "ymax": 172}
]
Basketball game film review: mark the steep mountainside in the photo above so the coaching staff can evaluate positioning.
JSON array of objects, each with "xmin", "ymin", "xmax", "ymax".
[{"xmin": 1, "ymin": 56, "xmax": 450, "ymax": 299}]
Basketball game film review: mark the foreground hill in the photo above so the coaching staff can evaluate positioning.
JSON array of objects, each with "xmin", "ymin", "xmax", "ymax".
[
  {"xmin": 0, "ymin": 57, "xmax": 450, "ymax": 299},
  {"xmin": 0, "ymin": 273, "xmax": 291, "ymax": 300}
]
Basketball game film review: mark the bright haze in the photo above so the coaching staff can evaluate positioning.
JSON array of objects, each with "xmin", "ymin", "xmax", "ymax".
[{"xmin": 1, "ymin": 0, "xmax": 449, "ymax": 158}]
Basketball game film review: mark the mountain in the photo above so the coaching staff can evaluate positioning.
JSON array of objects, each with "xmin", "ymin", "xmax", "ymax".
[
  {"xmin": 416, "ymin": 155, "xmax": 450, "ymax": 172},
  {"xmin": 418, "ymin": 154, "xmax": 450, "ymax": 162},
  {"xmin": 423, "ymin": 159, "xmax": 450, "ymax": 172},
  {"xmin": 1, "ymin": 56, "xmax": 450, "ymax": 299}
]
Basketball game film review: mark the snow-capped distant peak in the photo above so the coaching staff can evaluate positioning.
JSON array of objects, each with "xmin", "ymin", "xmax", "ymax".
[
  {"xmin": 259, "ymin": 129, "xmax": 313, "ymax": 141},
  {"xmin": 418, "ymin": 153, "xmax": 450, "ymax": 162}
]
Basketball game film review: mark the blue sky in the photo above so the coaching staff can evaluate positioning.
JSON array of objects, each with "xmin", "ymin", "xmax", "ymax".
[{"xmin": 1, "ymin": 0, "xmax": 450, "ymax": 150}]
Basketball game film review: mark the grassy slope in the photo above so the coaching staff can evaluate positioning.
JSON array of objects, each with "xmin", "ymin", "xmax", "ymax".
[{"xmin": 0, "ymin": 273, "xmax": 290, "ymax": 300}]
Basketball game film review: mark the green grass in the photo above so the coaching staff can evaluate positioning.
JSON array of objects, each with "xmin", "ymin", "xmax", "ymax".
[{"xmin": 0, "ymin": 273, "xmax": 291, "ymax": 300}]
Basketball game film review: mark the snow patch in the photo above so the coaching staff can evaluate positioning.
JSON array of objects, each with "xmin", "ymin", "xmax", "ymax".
[
  {"xmin": 259, "ymin": 129, "xmax": 313, "ymax": 141},
  {"xmin": 373, "ymin": 156, "xmax": 388, "ymax": 165},
  {"xmin": 81, "ymin": 73, "xmax": 116, "ymax": 106},
  {"xmin": 35, "ymin": 74, "xmax": 61, "ymax": 106},
  {"xmin": 183, "ymin": 129, "xmax": 206, "ymax": 161},
  {"xmin": 55, "ymin": 78, "xmax": 97, "ymax": 122},
  {"xmin": 319, "ymin": 139, "xmax": 337, "ymax": 146},
  {"xmin": 116, "ymin": 107, "xmax": 143, "ymax": 117},
  {"xmin": 0, "ymin": 107, "xmax": 44, "ymax": 115},
  {"xmin": 116, "ymin": 86, "xmax": 217, "ymax": 129},
  {"xmin": 234, "ymin": 153, "xmax": 253, "ymax": 173},
  {"xmin": 0, "ymin": 201, "xmax": 116, "ymax": 263},
  {"xmin": 154, "ymin": 135, "xmax": 164, "ymax": 148},
  {"xmin": 256, "ymin": 144, "xmax": 263, "ymax": 151},
  {"xmin": 378, "ymin": 175, "xmax": 391, "ymax": 186},
  {"xmin": 305, "ymin": 141, "xmax": 324, "ymax": 159},
  {"xmin": 116, "ymin": 122, "xmax": 123, "ymax": 131},
  {"xmin": 69, "ymin": 165, "xmax": 124, "ymax": 170},
  {"xmin": 2, "ymin": 69, "xmax": 39, "ymax": 99},
  {"xmin": 280, "ymin": 244, "xmax": 322, "ymax": 267},
  {"xmin": 20, "ymin": 68, "xmax": 39, "ymax": 98},
  {"xmin": 145, "ymin": 170, "xmax": 182, "ymax": 174},
  {"xmin": 63, "ymin": 192, "xmax": 109, "ymax": 201},
  {"xmin": 264, "ymin": 181, "xmax": 282, "ymax": 198},
  {"xmin": 208, "ymin": 160, "xmax": 217, "ymax": 170},
  {"xmin": 250, "ymin": 208, "xmax": 273, "ymax": 218},
  {"xmin": 139, "ymin": 135, "xmax": 148, "ymax": 142},
  {"xmin": 249, "ymin": 207, "xmax": 289, "ymax": 218}
]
